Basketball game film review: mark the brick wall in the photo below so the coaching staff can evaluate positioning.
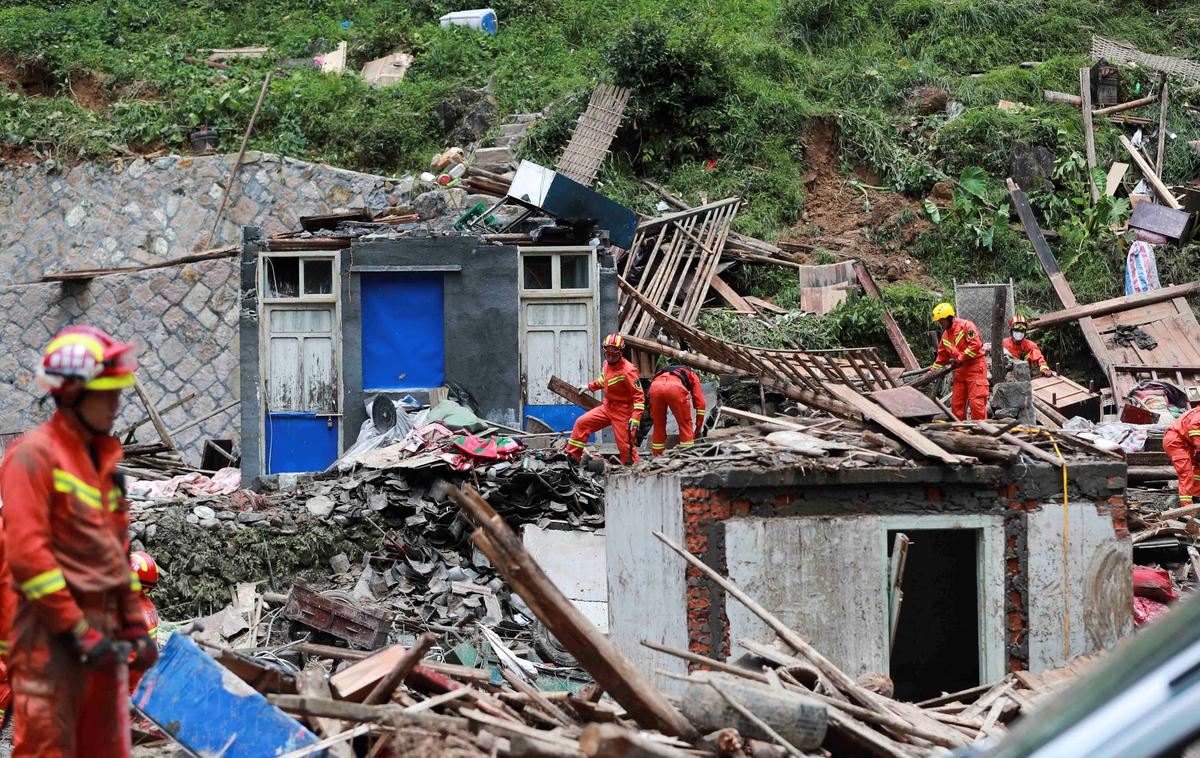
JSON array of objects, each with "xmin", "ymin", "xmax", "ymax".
[{"xmin": 0, "ymin": 257, "xmax": 239, "ymax": 459}]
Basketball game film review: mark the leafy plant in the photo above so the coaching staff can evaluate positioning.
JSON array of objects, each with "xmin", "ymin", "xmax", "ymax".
[{"xmin": 924, "ymin": 166, "xmax": 1009, "ymax": 250}]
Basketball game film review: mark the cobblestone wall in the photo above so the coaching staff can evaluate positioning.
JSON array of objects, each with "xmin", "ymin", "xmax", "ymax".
[
  {"xmin": 0, "ymin": 152, "xmax": 411, "ymax": 285},
  {"xmin": 0, "ymin": 258, "xmax": 239, "ymax": 459}
]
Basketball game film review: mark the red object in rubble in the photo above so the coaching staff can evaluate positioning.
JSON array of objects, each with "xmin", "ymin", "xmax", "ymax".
[
  {"xmin": 1134, "ymin": 596, "xmax": 1171, "ymax": 628},
  {"xmin": 1133, "ymin": 566, "xmax": 1180, "ymax": 604}
]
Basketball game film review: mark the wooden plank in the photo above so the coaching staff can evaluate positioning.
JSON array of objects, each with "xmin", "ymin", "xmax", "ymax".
[
  {"xmin": 269, "ymin": 695, "xmax": 467, "ymax": 731},
  {"xmin": 824, "ymin": 383, "xmax": 961, "ymax": 464},
  {"xmin": 447, "ymin": 485, "xmax": 697, "ymax": 740},
  {"xmin": 1118, "ymin": 135, "xmax": 1182, "ymax": 209},
  {"xmin": 1155, "ymin": 77, "xmax": 1169, "ymax": 177},
  {"xmin": 852, "ymin": 260, "xmax": 920, "ymax": 370},
  {"xmin": 1080, "ymin": 68, "xmax": 1099, "ymax": 203},
  {"xmin": 134, "ymin": 383, "xmax": 177, "ymax": 452},
  {"xmin": 547, "ymin": 376, "xmax": 600, "ymax": 410},
  {"xmin": 38, "ymin": 246, "xmax": 239, "ymax": 283},
  {"xmin": 1093, "ymin": 93, "xmax": 1159, "ymax": 117},
  {"xmin": 1028, "ymin": 280, "xmax": 1200, "ymax": 331},
  {"xmin": 364, "ymin": 633, "xmax": 436, "ymax": 705},
  {"xmin": 329, "ymin": 644, "xmax": 453, "ymax": 702},
  {"xmin": 709, "ymin": 274, "xmax": 756, "ymax": 314},
  {"xmin": 296, "ymin": 670, "xmax": 353, "ymax": 758},
  {"xmin": 1007, "ymin": 180, "xmax": 1113, "ymax": 383},
  {"xmin": 1105, "ymin": 163, "xmax": 1129, "ymax": 196},
  {"xmin": 866, "ymin": 386, "xmax": 944, "ymax": 420}
]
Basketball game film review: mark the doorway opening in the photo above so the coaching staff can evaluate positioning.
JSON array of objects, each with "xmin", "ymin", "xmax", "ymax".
[{"xmin": 888, "ymin": 528, "xmax": 980, "ymax": 701}]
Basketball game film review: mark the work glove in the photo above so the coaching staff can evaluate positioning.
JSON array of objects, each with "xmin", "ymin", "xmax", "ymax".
[
  {"xmin": 121, "ymin": 623, "xmax": 158, "ymax": 671},
  {"xmin": 696, "ymin": 417, "xmax": 708, "ymax": 438},
  {"xmin": 628, "ymin": 417, "xmax": 640, "ymax": 436},
  {"xmin": 65, "ymin": 620, "xmax": 116, "ymax": 668},
  {"xmin": 1041, "ymin": 369, "xmax": 1056, "ymax": 377},
  {"xmin": 577, "ymin": 384, "xmax": 589, "ymax": 395}
]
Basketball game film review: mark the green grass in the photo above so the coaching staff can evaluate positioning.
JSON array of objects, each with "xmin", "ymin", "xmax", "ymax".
[{"xmin": 1, "ymin": 0, "xmax": 1197, "ymax": 376}]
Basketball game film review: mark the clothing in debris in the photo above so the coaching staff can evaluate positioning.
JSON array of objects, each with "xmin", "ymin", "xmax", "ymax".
[
  {"xmin": 568, "ymin": 357, "xmax": 644, "ymax": 464},
  {"xmin": 932, "ymin": 317, "xmax": 989, "ymax": 421},
  {"xmin": 1163, "ymin": 406, "xmax": 1200, "ymax": 507},
  {"xmin": 0, "ymin": 411, "xmax": 144, "ymax": 758},
  {"xmin": 648, "ymin": 367, "xmax": 706, "ymax": 457},
  {"xmin": 1003, "ymin": 336, "xmax": 1051, "ymax": 376}
]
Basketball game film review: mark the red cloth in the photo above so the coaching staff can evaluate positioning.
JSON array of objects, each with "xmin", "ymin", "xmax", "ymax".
[
  {"xmin": 0, "ymin": 512, "xmax": 14, "ymax": 724},
  {"xmin": 649, "ymin": 372, "xmax": 701, "ymax": 457},
  {"xmin": 931, "ymin": 318, "xmax": 988, "ymax": 420},
  {"xmin": 128, "ymin": 594, "xmax": 158, "ymax": 695},
  {"xmin": 568, "ymin": 357, "xmax": 644, "ymax": 463},
  {"xmin": 1003, "ymin": 336, "xmax": 1050, "ymax": 375},
  {"xmin": 1133, "ymin": 596, "xmax": 1171, "ymax": 628},
  {"xmin": 0, "ymin": 411, "xmax": 138, "ymax": 758},
  {"xmin": 1163, "ymin": 406, "xmax": 1200, "ymax": 506},
  {"xmin": 1132, "ymin": 566, "xmax": 1179, "ymax": 604}
]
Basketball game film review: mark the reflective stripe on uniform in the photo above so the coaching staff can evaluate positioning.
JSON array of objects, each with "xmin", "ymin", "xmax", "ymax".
[
  {"xmin": 607, "ymin": 375, "xmax": 625, "ymax": 385},
  {"xmin": 963, "ymin": 349, "xmax": 977, "ymax": 358},
  {"xmin": 52, "ymin": 469, "xmax": 103, "ymax": 509},
  {"xmin": 941, "ymin": 340, "xmax": 953, "ymax": 349},
  {"xmin": 930, "ymin": 363, "xmax": 944, "ymax": 370},
  {"xmin": 1182, "ymin": 496, "xmax": 1195, "ymax": 503},
  {"xmin": 130, "ymin": 571, "xmax": 142, "ymax": 593},
  {"xmin": 567, "ymin": 439, "xmax": 586, "ymax": 448},
  {"xmin": 633, "ymin": 403, "xmax": 645, "ymax": 411},
  {"xmin": 107, "ymin": 487, "xmax": 122, "ymax": 512},
  {"xmin": 0, "ymin": 640, "xmax": 9, "ymax": 655},
  {"xmin": 695, "ymin": 409, "xmax": 706, "ymax": 416},
  {"xmin": 679, "ymin": 441, "xmax": 694, "ymax": 447},
  {"xmin": 1189, "ymin": 430, "xmax": 1200, "ymax": 437},
  {"xmin": 147, "ymin": 625, "xmax": 158, "ymax": 641},
  {"xmin": 651, "ymin": 443, "xmax": 666, "ymax": 450},
  {"xmin": 954, "ymin": 331, "xmax": 965, "ymax": 345},
  {"xmin": 20, "ymin": 568, "xmax": 66, "ymax": 600}
]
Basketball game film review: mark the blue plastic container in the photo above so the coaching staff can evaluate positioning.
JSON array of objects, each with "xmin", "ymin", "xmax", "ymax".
[{"xmin": 440, "ymin": 8, "xmax": 498, "ymax": 35}]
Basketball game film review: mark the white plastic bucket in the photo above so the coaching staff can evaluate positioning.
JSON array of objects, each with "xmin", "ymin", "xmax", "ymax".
[{"xmin": 439, "ymin": 8, "xmax": 498, "ymax": 35}]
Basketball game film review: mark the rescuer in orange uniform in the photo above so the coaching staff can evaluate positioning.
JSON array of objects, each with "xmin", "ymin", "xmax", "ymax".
[
  {"xmin": 929, "ymin": 302, "xmax": 989, "ymax": 420},
  {"xmin": 1164, "ymin": 406, "xmax": 1200, "ymax": 509},
  {"xmin": 0, "ymin": 502, "xmax": 15, "ymax": 727},
  {"xmin": 127, "ymin": 551, "xmax": 160, "ymax": 695},
  {"xmin": 647, "ymin": 366, "xmax": 707, "ymax": 457},
  {"xmin": 0, "ymin": 325, "xmax": 157, "ymax": 757},
  {"xmin": 567, "ymin": 334, "xmax": 644, "ymax": 465},
  {"xmin": 1002, "ymin": 316, "xmax": 1054, "ymax": 377}
]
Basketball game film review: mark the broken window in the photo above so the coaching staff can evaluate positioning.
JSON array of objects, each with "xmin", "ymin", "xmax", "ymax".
[
  {"xmin": 303, "ymin": 259, "xmax": 333, "ymax": 295},
  {"xmin": 559, "ymin": 255, "xmax": 589, "ymax": 289},
  {"xmin": 264, "ymin": 257, "xmax": 300, "ymax": 298},
  {"xmin": 523, "ymin": 255, "xmax": 553, "ymax": 289}
]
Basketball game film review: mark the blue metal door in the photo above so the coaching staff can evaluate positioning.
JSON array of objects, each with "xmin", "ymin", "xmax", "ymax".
[{"xmin": 361, "ymin": 272, "xmax": 446, "ymax": 390}]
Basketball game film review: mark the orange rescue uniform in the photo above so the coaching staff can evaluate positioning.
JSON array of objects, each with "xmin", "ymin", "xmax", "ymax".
[
  {"xmin": 1164, "ymin": 406, "xmax": 1200, "ymax": 507},
  {"xmin": 1003, "ymin": 336, "xmax": 1050, "ymax": 376},
  {"xmin": 0, "ymin": 509, "xmax": 15, "ymax": 723},
  {"xmin": 127, "ymin": 594, "xmax": 158, "ymax": 695},
  {"xmin": 648, "ymin": 367, "xmax": 706, "ymax": 457},
  {"xmin": 568, "ymin": 358, "xmax": 644, "ymax": 464},
  {"xmin": 932, "ymin": 317, "xmax": 989, "ymax": 420},
  {"xmin": 0, "ymin": 410, "xmax": 143, "ymax": 758}
]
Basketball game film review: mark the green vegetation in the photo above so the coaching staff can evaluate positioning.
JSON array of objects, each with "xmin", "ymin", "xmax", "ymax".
[{"xmin": 0, "ymin": 0, "xmax": 1197, "ymax": 377}]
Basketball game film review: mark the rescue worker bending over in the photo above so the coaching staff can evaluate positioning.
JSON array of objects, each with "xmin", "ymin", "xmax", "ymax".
[
  {"xmin": 127, "ymin": 551, "xmax": 160, "ymax": 695},
  {"xmin": 647, "ymin": 366, "xmax": 706, "ymax": 457},
  {"xmin": 567, "ymin": 334, "xmax": 644, "ymax": 465},
  {"xmin": 929, "ymin": 302, "xmax": 989, "ymax": 421},
  {"xmin": 1002, "ymin": 316, "xmax": 1054, "ymax": 377},
  {"xmin": 1164, "ymin": 406, "xmax": 1200, "ymax": 510},
  {"xmin": 0, "ymin": 326, "xmax": 157, "ymax": 758}
]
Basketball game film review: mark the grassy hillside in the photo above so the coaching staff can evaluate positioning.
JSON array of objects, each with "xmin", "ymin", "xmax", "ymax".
[{"xmin": 1, "ymin": 0, "xmax": 1198, "ymax": 372}]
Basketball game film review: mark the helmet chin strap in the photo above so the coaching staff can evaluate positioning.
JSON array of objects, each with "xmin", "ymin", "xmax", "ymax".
[{"xmin": 64, "ymin": 388, "xmax": 106, "ymax": 437}]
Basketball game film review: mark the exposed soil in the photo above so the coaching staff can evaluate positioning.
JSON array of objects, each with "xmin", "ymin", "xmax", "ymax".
[
  {"xmin": 0, "ymin": 55, "xmax": 56, "ymax": 97},
  {"xmin": 781, "ymin": 120, "xmax": 937, "ymax": 288},
  {"xmin": 66, "ymin": 69, "xmax": 113, "ymax": 110}
]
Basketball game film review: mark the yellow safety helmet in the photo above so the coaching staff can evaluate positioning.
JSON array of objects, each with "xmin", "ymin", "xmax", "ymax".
[{"xmin": 931, "ymin": 302, "xmax": 955, "ymax": 322}]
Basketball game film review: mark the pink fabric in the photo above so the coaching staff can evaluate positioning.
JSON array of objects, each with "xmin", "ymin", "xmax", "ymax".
[
  {"xmin": 1133, "ymin": 596, "xmax": 1170, "ymax": 628},
  {"xmin": 127, "ymin": 467, "xmax": 241, "ymax": 498}
]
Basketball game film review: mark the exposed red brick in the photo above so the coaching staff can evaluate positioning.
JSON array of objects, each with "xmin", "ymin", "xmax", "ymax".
[{"xmin": 924, "ymin": 485, "xmax": 941, "ymax": 502}]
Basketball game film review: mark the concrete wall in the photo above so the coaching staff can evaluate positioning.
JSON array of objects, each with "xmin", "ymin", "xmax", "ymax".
[
  {"xmin": 0, "ymin": 152, "xmax": 411, "ymax": 285},
  {"xmin": 605, "ymin": 460, "xmax": 1128, "ymax": 688},
  {"xmin": 1025, "ymin": 502, "xmax": 1133, "ymax": 673},
  {"xmin": 0, "ymin": 257, "xmax": 240, "ymax": 456}
]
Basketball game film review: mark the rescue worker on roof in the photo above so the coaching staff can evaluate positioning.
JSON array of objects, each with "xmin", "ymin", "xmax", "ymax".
[
  {"xmin": 567, "ymin": 334, "xmax": 644, "ymax": 465},
  {"xmin": 929, "ymin": 302, "xmax": 989, "ymax": 421},
  {"xmin": 646, "ymin": 366, "xmax": 707, "ymax": 457},
  {"xmin": 127, "ymin": 551, "xmax": 160, "ymax": 695},
  {"xmin": 1163, "ymin": 405, "xmax": 1200, "ymax": 511},
  {"xmin": 0, "ymin": 326, "xmax": 157, "ymax": 758},
  {"xmin": 1003, "ymin": 316, "xmax": 1054, "ymax": 378}
]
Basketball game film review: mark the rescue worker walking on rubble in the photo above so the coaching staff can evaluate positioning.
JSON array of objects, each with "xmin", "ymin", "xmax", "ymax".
[
  {"xmin": 1003, "ymin": 316, "xmax": 1054, "ymax": 378},
  {"xmin": 0, "ymin": 326, "xmax": 157, "ymax": 758},
  {"xmin": 646, "ymin": 366, "xmax": 707, "ymax": 457},
  {"xmin": 567, "ymin": 333, "xmax": 644, "ymax": 465},
  {"xmin": 929, "ymin": 302, "xmax": 989, "ymax": 421},
  {"xmin": 1163, "ymin": 405, "xmax": 1200, "ymax": 511}
]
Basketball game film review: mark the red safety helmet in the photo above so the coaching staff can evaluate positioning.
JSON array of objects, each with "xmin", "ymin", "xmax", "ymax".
[
  {"xmin": 1009, "ymin": 315, "xmax": 1030, "ymax": 331},
  {"xmin": 130, "ymin": 550, "xmax": 158, "ymax": 590},
  {"xmin": 602, "ymin": 333, "xmax": 625, "ymax": 352},
  {"xmin": 36, "ymin": 325, "xmax": 138, "ymax": 394}
]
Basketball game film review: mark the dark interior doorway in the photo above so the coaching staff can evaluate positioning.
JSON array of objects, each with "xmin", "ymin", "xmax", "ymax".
[{"xmin": 888, "ymin": 528, "xmax": 980, "ymax": 701}]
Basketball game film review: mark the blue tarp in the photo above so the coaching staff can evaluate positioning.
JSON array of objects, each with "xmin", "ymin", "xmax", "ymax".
[{"xmin": 361, "ymin": 272, "xmax": 446, "ymax": 391}]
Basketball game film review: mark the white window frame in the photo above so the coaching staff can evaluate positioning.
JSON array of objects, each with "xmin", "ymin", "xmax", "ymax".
[
  {"xmin": 257, "ymin": 251, "xmax": 343, "ymax": 468},
  {"xmin": 518, "ymin": 246, "xmax": 600, "ymax": 416}
]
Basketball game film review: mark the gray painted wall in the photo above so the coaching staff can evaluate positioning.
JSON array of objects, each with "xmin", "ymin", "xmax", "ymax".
[
  {"xmin": 238, "ymin": 228, "xmax": 267, "ymax": 485},
  {"xmin": 1025, "ymin": 503, "xmax": 1132, "ymax": 673},
  {"xmin": 605, "ymin": 472, "xmax": 689, "ymax": 695}
]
